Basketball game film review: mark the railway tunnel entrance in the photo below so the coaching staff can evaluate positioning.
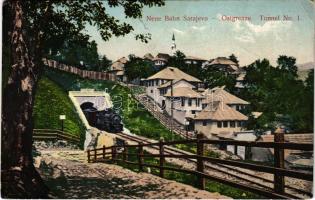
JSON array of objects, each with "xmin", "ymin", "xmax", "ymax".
[{"xmin": 69, "ymin": 89, "xmax": 123, "ymax": 150}]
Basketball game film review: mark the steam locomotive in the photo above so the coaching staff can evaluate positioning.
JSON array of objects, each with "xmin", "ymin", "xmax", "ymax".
[{"xmin": 81, "ymin": 102, "xmax": 123, "ymax": 133}]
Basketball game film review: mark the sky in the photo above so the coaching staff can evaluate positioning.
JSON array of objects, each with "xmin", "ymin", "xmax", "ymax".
[{"xmin": 86, "ymin": 0, "xmax": 314, "ymax": 66}]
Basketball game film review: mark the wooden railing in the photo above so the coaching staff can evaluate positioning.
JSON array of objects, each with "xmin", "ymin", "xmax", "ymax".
[
  {"xmin": 43, "ymin": 58, "xmax": 116, "ymax": 81},
  {"xmin": 33, "ymin": 129, "xmax": 80, "ymax": 143},
  {"xmin": 87, "ymin": 133, "xmax": 313, "ymax": 199}
]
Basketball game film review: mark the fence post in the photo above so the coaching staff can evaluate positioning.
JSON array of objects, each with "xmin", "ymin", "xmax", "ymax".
[
  {"xmin": 159, "ymin": 138, "xmax": 165, "ymax": 178},
  {"xmin": 196, "ymin": 133, "xmax": 205, "ymax": 190},
  {"xmin": 87, "ymin": 149, "xmax": 91, "ymax": 163},
  {"xmin": 112, "ymin": 146, "xmax": 116, "ymax": 163},
  {"xmin": 123, "ymin": 142, "xmax": 127, "ymax": 163},
  {"xmin": 94, "ymin": 149, "xmax": 97, "ymax": 162},
  {"xmin": 274, "ymin": 128, "xmax": 285, "ymax": 194},
  {"xmin": 103, "ymin": 145, "xmax": 106, "ymax": 159},
  {"xmin": 138, "ymin": 142, "xmax": 144, "ymax": 172}
]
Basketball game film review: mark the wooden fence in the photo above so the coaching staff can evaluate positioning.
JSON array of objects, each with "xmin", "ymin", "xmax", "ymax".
[
  {"xmin": 43, "ymin": 59, "xmax": 116, "ymax": 81},
  {"xmin": 87, "ymin": 132, "xmax": 313, "ymax": 199},
  {"xmin": 33, "ymin": 129, "xmax": 80, "ymax": 143}
]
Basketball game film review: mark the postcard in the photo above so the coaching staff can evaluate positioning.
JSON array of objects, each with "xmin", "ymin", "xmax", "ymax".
[{"xmin": 1, "ymin": 0, "xmax": 314, "ymax": 199}]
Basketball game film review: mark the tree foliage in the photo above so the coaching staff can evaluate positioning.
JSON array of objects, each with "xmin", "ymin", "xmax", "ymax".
[
  {"xmin": 50, "ymin": 40, "xmax": 100, "ymax": 70},
  {"xmin": 2, "ymin": 0, "xmax": 165, "ymax": 198},
  {"xmin": 240, "ymin": 56, "xmax": 313, "ymax": 132},
  {"xmin": 201, "ymin": 67, "xmax": 236, "ymax": 92},
  {"xmin": 168, "ymin": 50, "xmax": 203, "ymax": 79},
  {"xmin": 98, "ymin": 55, "xmax": 113, "ymax": 72},
  {"xmin": 229, "ymin": 54, "xmax": 239, "ymax": 65},
  {"xmin": 124, "ymin": 54, "xmax": 155, "ymax": 81}
]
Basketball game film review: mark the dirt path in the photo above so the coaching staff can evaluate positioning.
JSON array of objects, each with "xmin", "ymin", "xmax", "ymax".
[{"xmin": 36, "ymin": 150, "xmax": 229, "ymax": 199}]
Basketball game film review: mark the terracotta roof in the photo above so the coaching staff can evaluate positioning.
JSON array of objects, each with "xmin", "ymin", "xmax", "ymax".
[
  {"xmin": 164, "ymin": 87, "xmax": 203, "ymax": 98},
  {"xmin": 116, "ymin": 71, "xmax": 124, "ymax": 76},
  {"xmin": 156, "ymin": 53, "xmax": 170, "ymax": 60},
  {"xmin": 236, "ymin": 73, "xmax": 246, "ymax": 81},
  {"xmin": 157, "ymin": 79, "xmax": 195, "ymax": 89},
  {"xmin": 251, "ymin": 112, "xmax": 263, "ymax": 118},
  {"xmin": 258, "ymin": 133, "xmax": 313, "ymax": 160},
  {"xmin": 209, "ymin": 57, "xmax": 237, "ymax": 66},
  {"xmin": 158, "ymin": 81, "xmax": 172, "ymax": 89},
  {"xmin": 153, "ymin": 57, "xmax": 168, "ymax": 62},
  {"xmin": 194, "ymin": 101, "xmax": 248, "ymax": 121},
  {"xmin": 259, "ymin": 134, "xmax": 313, "ymax": 143},
  {"xmin": 184, "ymin": 56, "xmax": 206, "ymax": 61},
  {"xmin": 147, "ymin": 67, "xmax": 202, "ymax": 82},
  {"xmin": 202, "ymin": 86, "xmax": 249, "ymax": 105},
  {"xmin": 110, "ymin": 61, "xmax": 124, "ymax": 71},
  {"xmin": 117, "ymin": 57, "xmax": 128, "ymax": 64},
  {"xmin": 143, "ymin": 53, "xmax": 154, "ymax": 60}
]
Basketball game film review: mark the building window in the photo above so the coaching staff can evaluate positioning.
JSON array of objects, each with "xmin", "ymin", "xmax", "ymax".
[
  {"xmin": 230, "ymin": 121, "xmax": 235, "ymax": 127},
  {"xmin": 151, "ymin": 90, "xmax": 153, "ymax": 93},
  {"xmin": 203, "ymin": 121, "xmax": 207, "ymax": 126},
  {"xmin": 156, "ymin": 80, "xmax": 159, "ymax": 86},
  {"xmin": 181, "ymin": 98, "xmax": 185, "ymax": 106},
  {"xmin": 191, "ymin": 110, "xmax": 196, "ymax": 114},
  {"xmin": 202, "ymin": 104, "xmax": 207, "ymax": 109},
  {"xmin": 195, "ymin": 99, "xmax": 200, "ymax": 107},
  {"xmin": 188, "ymin": 99, "xmax": 192, "ymax": 106},
  {"xmin": 223, "ymin": 121, "xmax": 228, "ymax": 127},
  {"xmin": 237, "ymin": 121, "xmax": 242, "ymax": 127},
  {"xmin": 217, "ymin": 121, "xmax": 222, "ymax": 128},
  {"xmin": 236, "ymin": 105, "xmax": 240, "ymax": 111}
]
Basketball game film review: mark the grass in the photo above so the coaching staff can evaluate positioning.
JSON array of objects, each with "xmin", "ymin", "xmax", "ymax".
[
  {"xmin": 43, "ymin": 67, "xmax": 263, "ymax": 198},
  {"xmin": 44, "ymin": 67, "xmax": 181, "ymax": 142},
  {"xmin": 33, "ymin": 76, "xmax": 85, "ymax": 147}
]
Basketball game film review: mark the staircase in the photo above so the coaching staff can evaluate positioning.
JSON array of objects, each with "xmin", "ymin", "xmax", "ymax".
[{"xmin": 135, "ymin": 94, "xmax": 195, "ymax": 139}]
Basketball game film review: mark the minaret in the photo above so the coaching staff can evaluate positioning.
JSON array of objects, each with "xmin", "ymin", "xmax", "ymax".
[{"xmin": 171, "ymin": 33, "xmax": 176, "ymax": 54}]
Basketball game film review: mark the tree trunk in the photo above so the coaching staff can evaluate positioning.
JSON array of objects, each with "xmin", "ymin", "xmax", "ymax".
[{"xmin": 1, "ymin": 0, "xmax": 48, "ymax": 198}]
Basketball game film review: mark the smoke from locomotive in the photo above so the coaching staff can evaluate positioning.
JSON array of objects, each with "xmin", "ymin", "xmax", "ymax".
[{"xmin": 80, "ymin": 102, "xmax": 123, "ymax": 133}]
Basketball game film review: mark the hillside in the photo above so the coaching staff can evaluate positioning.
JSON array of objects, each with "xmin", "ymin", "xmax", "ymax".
[
  {"xmin": 43, "ymin": 67, "xmax": 180, "ymax": 142},
  {"xmin": 33, "ymin": 76, "xmax": 85, "ymax": 141}
]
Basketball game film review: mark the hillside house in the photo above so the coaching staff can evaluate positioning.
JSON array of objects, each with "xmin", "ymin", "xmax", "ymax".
[
  {"xmin": 164, "ymin": 86, "xmax": 205, "ymax": 125},
  {"xmin": 201, "ymin": 86, "xmax": 249, "ymax": 112},
  {"xmin": 145, "ymin": 67, "xmax": 203, "ymax": 107},
  {"xmin": 107, "ymin": 57, "xmax": 128, "ymax": 82},
  {"xmin": 192, "ymin": 101, "xmax": 248, "ymax": 139},
  {"xmin": 184, "ymin": 56, "xmax": 206, "ymax": 65},
  {"xmin": 204, "ymin": 57, "xmax": 239, "ymax": 74},
  {"xmin": 252, "ymin": 133, "xmax": 313, "ymax": 169},
  {"xmin": 153, "ymin": 53, "xmax": 171, "ymax": 68},
  {"xmin": 143, "ymin": 53, "xmax": 154, "ymax": 61}
]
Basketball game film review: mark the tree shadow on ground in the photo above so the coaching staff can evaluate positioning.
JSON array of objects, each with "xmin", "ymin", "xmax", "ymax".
[{"xmin": 45, "ymin": 176, "xmax": 160, "ymax": 199}]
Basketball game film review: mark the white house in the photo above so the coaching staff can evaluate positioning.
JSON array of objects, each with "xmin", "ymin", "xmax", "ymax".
[
  {"xmin": 164, "ymin": 86, "xmax": 204, "ymax": 125},
  {"xmin": 184, "ymin": 56, "xmax": 206, "ymax": 65},
  {"xmin": 145, "ymin": 67, "xmax": 203, "ymax": 107},
  {"xmin": 193, "ymin": 101, "xmax": 248, "ymax": 139},
  {"xmin": 153, "ymin": 53, "xmax": 170, "ymax": 68},
  {"xmin": 108, "ymin": 57, "xmax": 128, "ymax": 82},
  {"xmin": 204, "ymin": 57, "xmax": 239, "ymax": 74},
  {"xmin": 201, "ymin": 86, "xmax": 249, "ymax": 111}
]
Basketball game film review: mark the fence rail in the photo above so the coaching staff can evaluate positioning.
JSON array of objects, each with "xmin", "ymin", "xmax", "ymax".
[
  {"xmin": 33, "ymin": 129, "xmax": 80, "ymax": 143},
  {"xmin": 87, "ymin": 131, "xmax": 313, "ymax": 199},
  {"xmin": 43, "ymin": 58, "xmax": 116, "ymax": 81}
]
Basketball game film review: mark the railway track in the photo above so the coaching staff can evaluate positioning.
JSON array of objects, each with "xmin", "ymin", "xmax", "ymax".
[{"xmin": 114, "ymin": 132, "xmax": 312, "ymax": 199}]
